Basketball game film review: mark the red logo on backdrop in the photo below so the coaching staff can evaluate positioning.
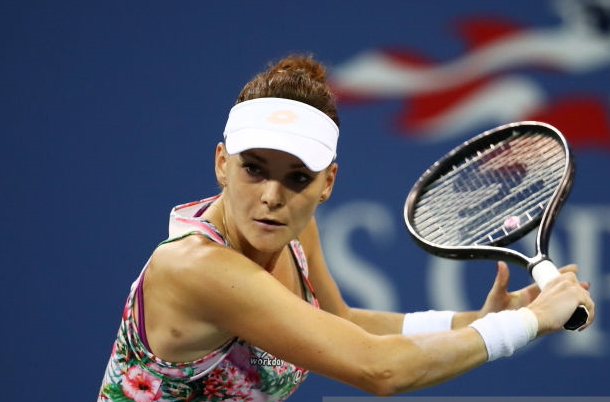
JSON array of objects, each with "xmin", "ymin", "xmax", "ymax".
[{"xmin": 330, "ymin": 0, "xmax": 610, "ymax": 149}]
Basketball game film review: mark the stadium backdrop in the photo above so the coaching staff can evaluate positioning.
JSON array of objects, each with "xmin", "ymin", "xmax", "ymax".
[{"xmin": 2, "ymin": 1, "xmax": 609, "ymax": 400}]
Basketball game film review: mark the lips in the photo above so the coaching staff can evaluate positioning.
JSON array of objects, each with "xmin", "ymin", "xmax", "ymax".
[{"xmin": 255, "ymin": 218, "xmax": 285, "ymax": 226}]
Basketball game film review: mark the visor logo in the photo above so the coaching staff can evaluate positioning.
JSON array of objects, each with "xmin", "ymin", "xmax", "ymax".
[{"xmin": 267, "ymin": 110, "xmax": 298, "ymax": 124}]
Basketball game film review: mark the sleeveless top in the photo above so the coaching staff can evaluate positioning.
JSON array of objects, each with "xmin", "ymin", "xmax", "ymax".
[{"xmin": 98, "ymin": 196, "xmax": 319, "ymax": 402}]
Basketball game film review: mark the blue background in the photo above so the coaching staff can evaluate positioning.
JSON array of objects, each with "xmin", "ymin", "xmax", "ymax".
[{"xmin": 2, "ymin": 1, "xmax": 609, "ymax": 400}]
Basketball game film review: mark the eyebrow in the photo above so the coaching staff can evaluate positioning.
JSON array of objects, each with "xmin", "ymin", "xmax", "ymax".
[{"xmin": 241, "ymin": 150, "xmax": 307, "ymax": 169}]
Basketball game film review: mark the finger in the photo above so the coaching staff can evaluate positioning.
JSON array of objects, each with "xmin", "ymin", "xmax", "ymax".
[
  {"xmin": 518, "ymin": 282, "xmax": 541, "ymax": 305},
  {"xmin": 581, "ymin": 285, "xmax": 595, "ymax": 330},
  {"xmin": 493, "ymin": 261, "xmax": 510, "ymax": 291},
  {"xmin": 546, "ymin": 271, "xmax": 580, "ymax": 287},
  {"xmin": 560, "ymin": 278, "xmax": 595, "ymax": 331},
  {"xmin": 558, "ymin": 264, "xmax": 578, "ymax": 274},
  {"xmin": 561, "ymin": 271, "xmax": 581, "ymax": 284}
]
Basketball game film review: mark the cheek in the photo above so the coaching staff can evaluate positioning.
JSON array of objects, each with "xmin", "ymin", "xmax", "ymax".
[
  {"xmin": 224, "ymin": 180, "xmax": 256, "ymax": 215},
  {"xmin": 290, "ymin": 195, "xmax": 319, "ymax": 226},
  {"xmin": 228, "ymin": 185, "xmax": 255, "ymax": 209}
]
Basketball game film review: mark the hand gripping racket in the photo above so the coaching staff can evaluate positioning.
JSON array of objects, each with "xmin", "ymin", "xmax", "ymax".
[{"xmin": 404, "ymin": 121, "xmax": 588, "ymax": 330}]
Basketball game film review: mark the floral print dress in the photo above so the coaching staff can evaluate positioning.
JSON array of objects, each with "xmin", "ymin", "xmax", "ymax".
[{"xmin": 98, "ymin": 196, "xmax": 319, "ymax": 402}]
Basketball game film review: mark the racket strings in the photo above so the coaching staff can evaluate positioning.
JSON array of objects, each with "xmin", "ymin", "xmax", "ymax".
[
  {"xmin": 415, "ymin": 138, "xmax": 561, "ymax": 224},
  {"xmin": 414, "ymin": 133, "xmax": 566, "ymax": 246},
  {"xmin": 416, "ymin": 135, "xmax": 563, "ymax": 243},
  {"xmin": 416, "ymin": 138, "xmax": 562, "ymax": 243}
]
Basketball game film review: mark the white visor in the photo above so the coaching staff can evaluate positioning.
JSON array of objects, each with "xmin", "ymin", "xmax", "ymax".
[{"xmin": 223, "ymin": 97, "xmax": 339, "ymax": 172}]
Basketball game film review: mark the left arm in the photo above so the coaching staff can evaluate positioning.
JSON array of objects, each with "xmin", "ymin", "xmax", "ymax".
[{"xmin": 300, "ymin": 217, "xmax": 555, "ymax": 335}]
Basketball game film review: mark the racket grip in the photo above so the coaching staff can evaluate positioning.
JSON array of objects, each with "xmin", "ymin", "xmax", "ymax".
[{"xmin": 530, "ymin": 260, "xmax": 589, "ymax": 331}]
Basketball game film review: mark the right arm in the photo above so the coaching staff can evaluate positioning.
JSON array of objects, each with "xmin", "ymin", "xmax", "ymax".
[{"xmin": 145, "ymin": 234, "xmax": 593, "ymax": 396}]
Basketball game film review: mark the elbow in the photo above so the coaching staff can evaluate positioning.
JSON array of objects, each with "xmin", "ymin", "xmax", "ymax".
[
  {"xmin": 359, "ymin": 362, "xmax": 423, "ymax": 397},
  {"xmin": 362, "ymin": 367, "xmax": 396, "ymax": 396},
  {"xmin": 370, "ymin": 375, "xmax": 400, "ymax": 397},
  {"xmin": 345, "ymin": 334, "xmax": 434, "ymax": 396},
  {"xmin": 356, "ymin": 341, "xmax": 431, "ymax": 396}
]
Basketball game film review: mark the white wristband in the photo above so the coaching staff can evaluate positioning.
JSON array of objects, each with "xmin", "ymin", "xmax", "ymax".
[
  {"xmin": 518, "ymin": 307, "xmax": 539, "ymax": 341},
  {"xmin": 469, "ymin": 308, "xmax": 538, "ymax": 361},
  {"xmin": 401, "ymin": 310, "xmax": 456, "ymax": 334}
]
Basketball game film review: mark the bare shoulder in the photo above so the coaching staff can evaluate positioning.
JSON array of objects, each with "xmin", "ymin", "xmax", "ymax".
[
  {"xmin": 142, "ymin": 233, "xmax": 254, "ymax": 360},
  {"xmin": 146, "ymin": 233, "xmax": 274, "ymax": 325},
  {"xmin": 151, "ymin": 233, "xmax": 221, "ymax": 273},
  {"xmin": 147, "ymin": 233, "xmax": 237, "ymax": 307}
]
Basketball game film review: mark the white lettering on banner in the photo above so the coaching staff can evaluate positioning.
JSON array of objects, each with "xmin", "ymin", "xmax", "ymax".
[
  {"xmin": 553, "ymin": 205, "xmax": 610, "ymax": 356},
  {"xmin": 319, "ymin": 200, "xmax": 608, "ymax": 357},
  {"xmin": 317, "ymin": 201, "xmax": 400, "ymax": 311}
]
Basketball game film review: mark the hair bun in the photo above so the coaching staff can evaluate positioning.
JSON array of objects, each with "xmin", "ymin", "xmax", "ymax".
[
  {"xmin": 236, "ymin": 53, "xmax": 339, "ymax": 126},
  {"xmin": 269, "ymin": 54, "xmax": 327, "ymax": 83}
]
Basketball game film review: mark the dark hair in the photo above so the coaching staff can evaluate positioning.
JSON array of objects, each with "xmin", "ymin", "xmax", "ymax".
[{"xmin": 236, "ymin": 54, "xmax": 340, "ymax": 126}]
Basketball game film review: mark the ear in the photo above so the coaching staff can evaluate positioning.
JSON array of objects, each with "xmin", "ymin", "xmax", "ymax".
[
  {"xmin": 215, "ymin": 142, "xmax": 229, "ymax": 188},
  {"xmin": 319, "ymin": 162, "xmax": 338, "ymax": 202}
]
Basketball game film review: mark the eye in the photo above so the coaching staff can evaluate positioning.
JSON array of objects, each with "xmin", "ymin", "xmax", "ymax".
[
  {"xmin": 242, "ymin": 163, "xmax": 264, "ymax": 177},
  {"xmin": 288, "ymin": 171, "xmax": 314, "ymax": 185}
]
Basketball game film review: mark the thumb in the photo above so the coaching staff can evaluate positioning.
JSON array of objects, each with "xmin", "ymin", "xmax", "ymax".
[{"xmin": 492, "ymin": 261, "xmax": 510, "ymax": 293}]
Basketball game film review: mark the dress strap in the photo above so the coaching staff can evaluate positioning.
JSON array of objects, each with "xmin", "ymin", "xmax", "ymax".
[{"xmin": 289, "ymin": 240, "xmax": 319, "ymax": 308}]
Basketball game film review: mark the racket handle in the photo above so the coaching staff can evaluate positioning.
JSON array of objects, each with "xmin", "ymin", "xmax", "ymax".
[{"xmin": 530, "ymin": 260, "xmax": 589, "ymax": 331}]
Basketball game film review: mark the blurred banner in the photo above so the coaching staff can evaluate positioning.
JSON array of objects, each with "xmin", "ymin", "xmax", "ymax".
[{"xmin": 2, "ymin": 0, "xmax": 608, "ymax": 401}]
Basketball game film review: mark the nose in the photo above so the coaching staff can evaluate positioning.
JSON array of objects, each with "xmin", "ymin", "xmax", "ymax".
[{"xmin": 260, "ymin": 179, "xmax": 285, "ymax": 210}]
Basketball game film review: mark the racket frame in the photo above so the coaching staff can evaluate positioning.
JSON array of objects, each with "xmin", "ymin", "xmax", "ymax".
[
  {"xmin": 405, "ymin": 121, "xmax": 589, "ymax": 330},
  {"xmin": 404, "ymin": 120, "xmax": 575, "ymax": 272}
]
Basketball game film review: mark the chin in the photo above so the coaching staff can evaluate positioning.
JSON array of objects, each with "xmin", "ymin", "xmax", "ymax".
[
  {"xmin": 248, "ymin": 234, "xmax": 292, "ymax": 254},
  {"xmin": 254, "ymin": 241, "xmax": 288, "ymax": 254}
]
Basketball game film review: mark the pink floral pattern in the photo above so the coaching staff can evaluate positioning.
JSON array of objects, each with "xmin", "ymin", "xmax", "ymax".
[
  {"xmin": 98, "ymin": 197, "xmax": 317, "ymax": 402},
  {"xmin": 122, "ymin": 366, "xmax": 163, "ymax": 402}
]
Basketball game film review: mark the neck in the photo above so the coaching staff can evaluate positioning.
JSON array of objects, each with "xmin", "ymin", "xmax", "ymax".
[
  {"xmin": 215, "ymin": 195, "xmax": 284, "ymax": 272},
  {"xmin": 245, "ymin": 246, "xmax": 284, "ymax": 272}
]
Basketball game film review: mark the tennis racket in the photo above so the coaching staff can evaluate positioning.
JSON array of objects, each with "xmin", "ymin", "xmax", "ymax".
[{"xmin": 404, "ymin": 121, "xmax": 588, "ymax": 330}]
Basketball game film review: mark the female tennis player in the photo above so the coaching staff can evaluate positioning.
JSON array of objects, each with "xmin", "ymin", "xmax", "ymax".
[{"xmin": 98, "ymin": 54, "xmax": 594, "ymax": 402}]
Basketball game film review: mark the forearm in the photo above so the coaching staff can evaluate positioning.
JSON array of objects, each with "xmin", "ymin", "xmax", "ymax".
[
  {"xmin": 292, "ymin": 313, "xmax": 490, "ymax": 396},
  {"xmin": 340, "ymin": 308, "xmax": 535, "ymax": 394},
  {"xmin": 348, "ymin": 307, "xmax": 480, "ymax": 335},
  {"xmin": 403, "ymin": 329, "xmax": 488, "ymax": 391},
  {"xmin": 368, "ymin": 308, "xmax": 537, "ymax": 394},
  {"xmin": 366, "ymin": 327, "xmax": 488, "ymax": 395},
  {"xmin": 347, "ymin": 307, "xmax": 404, "ymax": 335}
]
